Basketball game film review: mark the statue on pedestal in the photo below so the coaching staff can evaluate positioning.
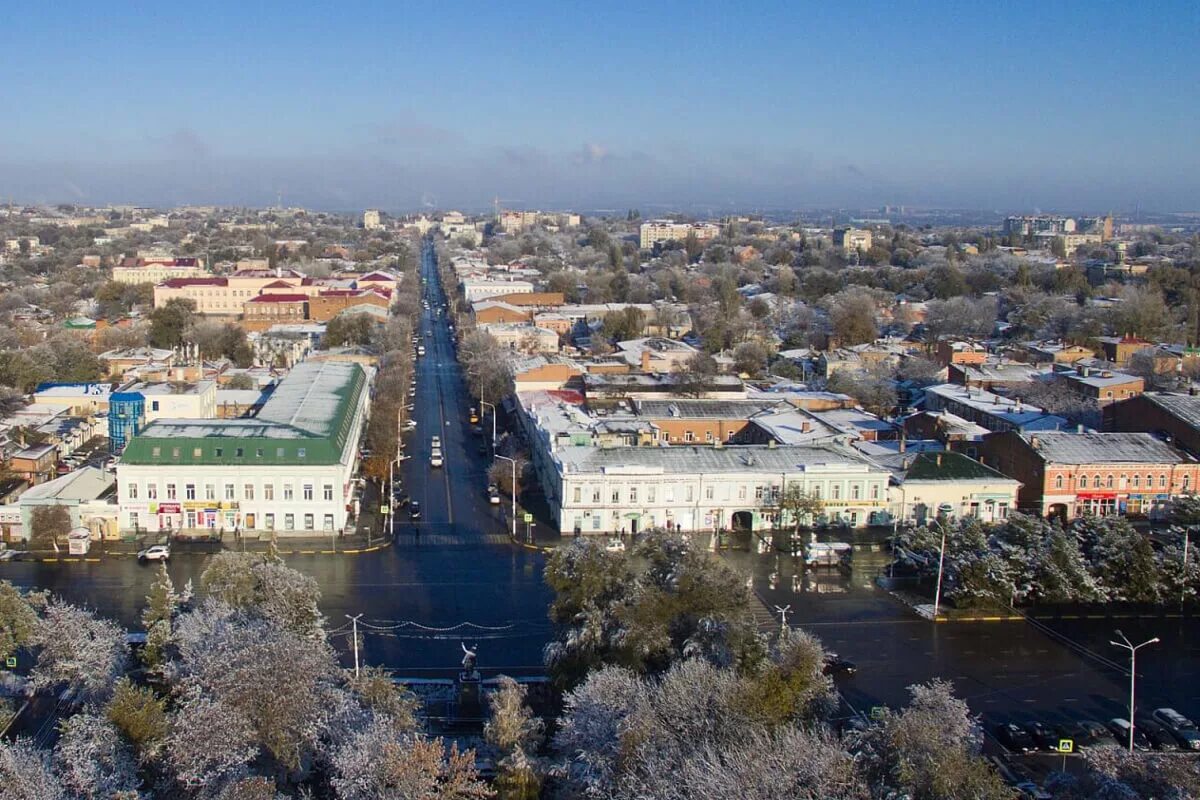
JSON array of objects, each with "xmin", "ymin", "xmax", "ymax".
[{"xmin": 460, "ymin": 642, "xmax": 479, "ymax": 678}]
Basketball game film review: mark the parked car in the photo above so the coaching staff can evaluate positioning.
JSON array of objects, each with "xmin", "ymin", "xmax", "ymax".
[
  {"xmin": 1151, "ymin": 708, "xmax": 1200, "ymax": 750},
  {"xmin": 0, "ymin": 549, "xmax": 18, "ymax": 561},
  {"xmin": 1106, "ymin": 718, "xmax": 1152, "ymax": 751},
  {"xmin": 1134, "ymin": 716, "xmax": 1180, "ymax": 751},
  {"xmin": 822, "ymin": 654, "xmax": 857, "ymax": 678},
  {"xmin": 487, "ymin": 485, "xmax": 500, "ymax": 505},
  {"xmin": 1078, "ymin": 720, "xmax": 1121, "ymax": 749},
  {"xmin": 604, "ymin": 538, "xmax": 626, "ymax": 552},
  {"xmin": 994, "ymin": 722, "xmax": 1037, "ymax": 754},
  {"xmin": 1022, "ymin": 721, "xmax": 1058, "ymax": 751},
  {"xmin": 409, "ymin": 502, "xmax": 421, "ymax": 520},
  {"xmin": 137, "ymin": 545, "xmax": 170, "ymax": 562}
]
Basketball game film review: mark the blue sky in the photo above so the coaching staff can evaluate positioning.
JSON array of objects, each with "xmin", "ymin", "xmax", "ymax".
[{"xmin": 2, "ymin": 0, "xmax": 1198, "ymax": 211}]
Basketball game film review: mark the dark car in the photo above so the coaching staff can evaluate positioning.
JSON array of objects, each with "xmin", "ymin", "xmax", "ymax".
[
  {"xmin": 1134, "ymin": 716, "xmax": 1180, "ymax": 751},
  {"xmin": 409, "ymin": 501, "xmax": 421, "ymax": 520},
  {"xmin": 1106, "ymin": 718, "xmax": 1152, "ymax": 751},
  {"xmin": 1151, "ymin": 708, "xmax": 1200, "ymax": 750},
  {"xmin": 995, "ymin": 722, "xmax": 1037, "ymax": 754},
  {"xmin": 822, "ymin": 655, "xmax": 857, "ymax": 678},
  {"xmin": 1054, "ymin": 721, "xmax": 1093, "ymax": 748},
  {"xmin": 1023, "ymin": 721, "xmax": 1058, "ymax": 751},
  {"xmin": 1078, "ymin": 720, "xmax": 1121, "ymax": 749}
]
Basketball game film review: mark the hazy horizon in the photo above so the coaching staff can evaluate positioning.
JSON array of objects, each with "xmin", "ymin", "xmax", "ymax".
[{"xmin": 3, "ymin": 1, "xmax": 1198, "ymax": 213}]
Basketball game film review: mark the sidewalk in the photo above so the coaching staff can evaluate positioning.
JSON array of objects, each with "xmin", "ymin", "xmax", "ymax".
[{"xmin": 9, "ymin": 530, "xmax": 393, "ymax": 561}]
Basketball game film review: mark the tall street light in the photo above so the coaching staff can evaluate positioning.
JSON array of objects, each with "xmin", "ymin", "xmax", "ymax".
[
  {"xmin": 931, "ymin": 518, "xmax": 949, "ymax": 620},
  {"xmin": 480, "ymin": 400, "xmax": 497, "ymax": 449},
  {"xmin": 1109, "ymin": 629, "xmax": 1160, "ymax": 753},
  {"xmin": 494, "ymin": 454, "xmax": 517, "ymax": 540}
]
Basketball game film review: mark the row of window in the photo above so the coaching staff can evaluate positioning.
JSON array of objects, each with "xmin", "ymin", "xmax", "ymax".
[
  {"xmin": 128, "ymin": 511, "xmax": 336, "ymax": 532},
  {"xmin": 149, "ymin": 445, "xmax": 307, "ymax": 460},
  {"xmin": 128, "ymin": 481, "xmax": 335, "ymax": 502},
  {"xmin": 568, "ymin": 482, "xmax": 883, "ymax": 505},
  {"xmin": 1052, "ymin": 473, "xmax": 1189, "ymax": 491}
]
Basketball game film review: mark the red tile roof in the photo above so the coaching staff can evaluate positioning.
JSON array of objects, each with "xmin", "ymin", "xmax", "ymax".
[{"xmin": 247, "ymin": 293, "xmax": 308, "ymax": 303}]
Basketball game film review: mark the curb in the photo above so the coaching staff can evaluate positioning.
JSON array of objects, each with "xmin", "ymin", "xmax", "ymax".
[{"xmin": 9, "ymin": 537, "xmax": 394, "ymax": 563}]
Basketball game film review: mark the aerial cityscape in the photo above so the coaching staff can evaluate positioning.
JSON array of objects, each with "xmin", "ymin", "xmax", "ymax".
[{"xmin": 2, "ymin": 2, "xmax": 1200, "ymax": 799}]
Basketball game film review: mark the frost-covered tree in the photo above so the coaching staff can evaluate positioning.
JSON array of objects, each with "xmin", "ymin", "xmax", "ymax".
[
  {"xmin": 54, "ymin": 712, "xmax": 141, "ymax": 798},
  {"xmin": 345, "ymin": 666, "xmax": 420, "ymax": 733},
  {"xmin": 31, "ymin": 601, "xmax": 126, "ymax": 704},
  {"xmin": 735, "ymin": 629, "xmax": 835, "ymax": 729},
  {"xmin": 851, "ymin": 680, "xmax": 1009, "ymax": 800},
  {"xmin": 170, "ymin": 600, "xmax": 339, "ymax": 775},
  {"xmin": 0, "ymin": 737, "xmax": 68, "ymax": 800},
  {"xmin": 199, "ymin": 552, "xmax": 323, "ymax": 639},
  {"xmin": 485, "ymin": 676, "xmax": 543, "ymax": 800},
  {"xmin": 164, "ymin": 687, "xmax": 258, "ymax": 793},
  {"xmin": 330, "ymin": 716, "xmax": 489, "ymax": 800},
  {"xmin": 1077, "ymin": 516, "xmax": 1163, "ymax": 603},
  {"xmin": 142, "ymin": 563, "xmax": 180, "ymax": 670},
  {"xmin": 0, "ymin": 580, "xmax": 42, "ymax": 662},
  {"xmin": 551, "ymin": 666, "xmax": 647, "ymax": 795},
  {"xmin": 105, "ymin": 677, "xmax": 169, "ymax": 761}
]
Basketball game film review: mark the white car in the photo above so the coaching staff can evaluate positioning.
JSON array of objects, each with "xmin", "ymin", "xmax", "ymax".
[
  {"xmin": 431, "ymin": 436, "xmax": 441, "ymax": 449},
  {"xmin": 430, "ymin": 449, "xmax": 443, "ymax": 467},
  {"xmin": 604, "ymin": 538, "xmax": 626, "ymax": 552},
  {"xmin": 402, "ymin": 419, "xmax": 417, "ymax": 430},
  {"xmin": 487, "ymin": 485, "xmax": 501, "ymax": 505},
  {"xmin": 138, "ymin": 545, "xmax": 171, "ymax": 562}
]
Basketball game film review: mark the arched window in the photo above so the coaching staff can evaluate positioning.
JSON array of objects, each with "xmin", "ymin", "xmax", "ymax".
[
  {"xmin": 1055, "ymin": 475, "xmax": 1064, "ymax": 490},
  {"xmin": 851, "ymin": 484, "xmax": 861, "ymax": 500},
  {"xmin": 1106, "ymin": 475, "xmax": 1114, "ymax": 489},
  {"xmin": 1161, "ymin": 475, "xmax": 1168, "ymax": 488},
  {"xmin": 1186, "ymin": 475, "xmax": 1192, "ymax": 491},
  {"xmin": 1079, "ymin": 475, "xmax": 1088, "ymax": 489},
  {"xmin": 1133, "ymin": 474, "xmax": 1140, "ymax": 489}
]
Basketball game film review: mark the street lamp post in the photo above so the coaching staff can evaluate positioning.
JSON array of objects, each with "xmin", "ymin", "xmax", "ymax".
[
  {"xmin": 345, "ymin": 614, "xmax": 363, "ymax": 677},
  {"xmin": 1109, "ymin": 629, "xmax": 1160, "ymax": 753},
  {"xmin": 931, "ymin": 518, "xmax": 948, "ymax": 620},
  {"xmin": 1183, "ymin": 527, "xmax": 1192, "ymax": 609},
  {"xmin": 495, "ymin": 454, "xmax": 517, "ymax": 541},
  {"xmin": 480, "ymin": 400, "xmax": 497, "ymax": 449}
]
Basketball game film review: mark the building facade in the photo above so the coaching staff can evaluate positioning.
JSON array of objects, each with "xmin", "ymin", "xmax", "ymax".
[
  {"xmin": 548, "ymin": 445, "xmax": 891, "ymax": 535},
  {"xmin": 115, "ymin": 361, "xmax": 369, "ymax": 536},
  {"xmin": 976, "ymin": 430, "xmax": 1200, "ymax": 520}
]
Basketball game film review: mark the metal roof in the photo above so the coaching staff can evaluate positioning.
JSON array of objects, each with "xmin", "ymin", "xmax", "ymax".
[
  {"xmin": 557, "ymin": 444, "xmax": 884, "ymax": 476},
  {"xmin": 120, "ymin": 361, "xmax": 366, "ymax": 466},
  {"xmin": 1142, "ymin": 393, "xmax": 1200, "ymax": 429},
  {"xmin": 1024, "ymin": 432, "xmax": 1193, "ymax": 465}
]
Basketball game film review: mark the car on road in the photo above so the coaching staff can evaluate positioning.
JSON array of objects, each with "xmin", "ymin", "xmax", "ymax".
[
  {"xmin": 417, "ymin": 346, "xmax": 425, "ymax": 356},
  {"xmin": 431, "ymin": 436, "xmax": 441, "ymax": 449},
  {"xmin": 430, "ymin": 449, "xmax": 443, "ymax": 467},
  {"xmin": 1134, "ymin": 716, "xmax": 1180, "ymax": 751},
  {"xmin": 409, "ymin": 501, "xmax": 421, "ymax": 519},
  {"xmin": 1022, "ymin": 721, "xmax": 1058, "ymax": 751},
  {"xmin": 604, "ymin": 538, "xmax": 626, "ymax": 552},
  {"xmin": 137, "ymin": 545, "xmax": 171, "ymax": 562},
  {"xmin": 1151, "ymin": 708, "xmax": 1200, "ymax": 750},
  {"xmin": 0, "ymin": 549, "xmax": 19, "ymax": 561},
  {"xmin": 487, "ymin": 485, "xmax": 500, "ymax": 504},
  {"xmin": 822, "ymin": 654, "xmax": 857, "ymax": 678},
  {"xmin": 402, "ymin": 420, "xmax": 417, "ymax": 430},
  {"xmin": 1106, "ymin": 718, "xmax": 1152, "ymax": 751}
]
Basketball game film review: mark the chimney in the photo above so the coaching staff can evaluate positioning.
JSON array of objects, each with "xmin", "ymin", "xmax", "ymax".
[
  {"xmin": 898, "ymin": 433, "xmax": 906, "ymax": 453},
  {"xmin": 768, "ymin": 439, "xmax": 776, "ymax": 449},
  {"xmin": 801, "ymin": 421, "xmax": 811, "ymax": 433},
  {"xmin": 1191, "ymin": 386, "xmax": 1198, "ymax": 397},
  {"xmin": 640, "ymin": 350, "xmax": 651, "ymax": 372},
  {"xmin": 936, "ymin": 453, "xmax": 942, "ymax": 467},
  {"xmin": 1077, "ymin": 424, "xmax": 1084, "ymax": 434},
  {"xmin": 1030, "ymin": 436, "xmax": 1040, "ymax": 448},
  {"xmin": 901, "ymin": 456, "xmax": 910, "ymax": 470}
]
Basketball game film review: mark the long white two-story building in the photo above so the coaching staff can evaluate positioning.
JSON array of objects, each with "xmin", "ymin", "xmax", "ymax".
[
  {"xmin": 549, "ymin": 444, "xmax": 892, "ymax": 536},
  {"xmin": 115, "ymin": 360, "xmax": 369, "ymax": 536}
]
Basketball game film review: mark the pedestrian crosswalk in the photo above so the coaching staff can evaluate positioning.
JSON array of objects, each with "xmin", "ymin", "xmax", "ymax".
[{"xmin": 392, "ymin": 526, "xmax": 513, "ymax": 548}]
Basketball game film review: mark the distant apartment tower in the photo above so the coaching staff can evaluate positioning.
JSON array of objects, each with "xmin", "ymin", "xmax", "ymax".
[
  {"xmin": 639, "ymin": 220, "xmax": 720, "ymax": 249},
  {"xmin": 833, "ymin": 227, "xmax": 872, "ymax": 254},
  {"xmin": 363, "ymin": 209, "xmax": 383, "ymax": 230}
]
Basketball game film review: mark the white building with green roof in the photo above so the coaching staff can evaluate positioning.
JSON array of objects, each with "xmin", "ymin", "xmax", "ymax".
[{"xmin": 116, "ymin": 360, "xmax": 370, "ymax": 536}]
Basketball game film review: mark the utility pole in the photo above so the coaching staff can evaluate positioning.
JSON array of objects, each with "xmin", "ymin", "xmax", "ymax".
[
  {"xmin": 481, "ymin": 400, "xmax": 496, "ymax": 449},
  {"xmin": 495, "ymin": 454, "xmax": 517, "ymax": 541},
  {"xmin": 1109, "ymin": 630, "xmax": 1159, "ymax": 753},
  {"xmin": 774, "ymin": 604, "xmax": 792, "ymax": 635},
  {"xmin": 1183, "ymin": 527, "xmax": 1192, "ymax": 610},
  {"xmin": 932, "ymin": 519, "xmax": 948, "ymax": 620},
  {"xmin": 346, "ymin": 614, "xmax": 364, "ymax": 677}
]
